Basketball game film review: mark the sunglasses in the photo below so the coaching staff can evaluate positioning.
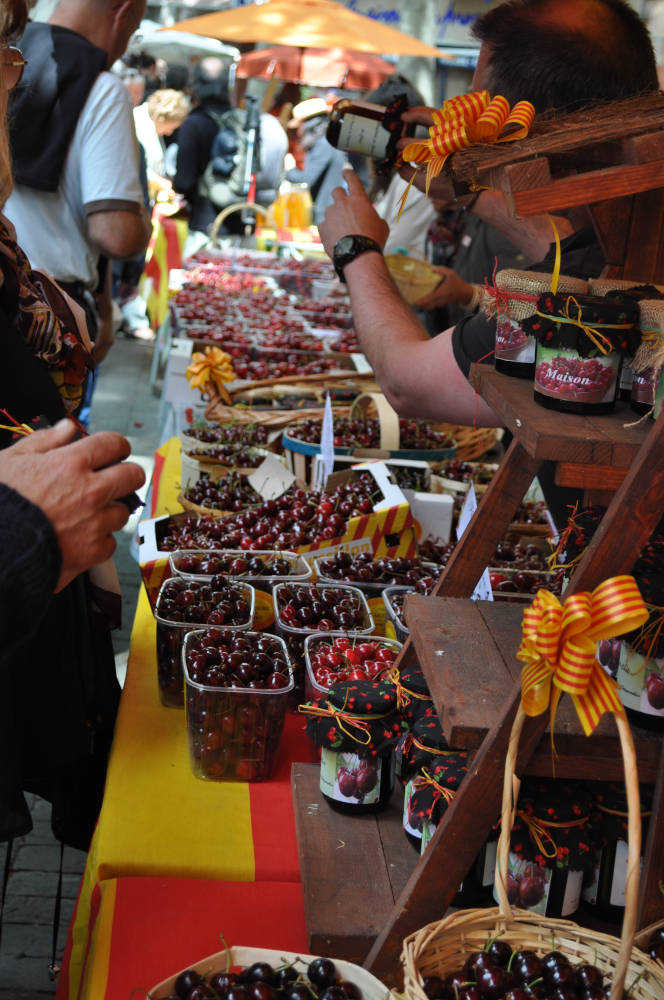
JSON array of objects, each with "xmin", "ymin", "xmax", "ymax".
[{"xmin": 2, "ymin": 46, "xmax": 27, "ymax": 91}]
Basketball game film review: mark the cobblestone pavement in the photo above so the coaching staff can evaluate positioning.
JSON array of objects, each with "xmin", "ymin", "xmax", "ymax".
[{"xmin": 0, "ymin": 333, "xmax": 163, "ymax": 998}]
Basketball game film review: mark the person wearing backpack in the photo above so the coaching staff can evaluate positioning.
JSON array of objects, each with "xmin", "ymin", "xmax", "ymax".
[{"xmin": 173, "ymin": 57, "xmax": 235, "ymax": 234}]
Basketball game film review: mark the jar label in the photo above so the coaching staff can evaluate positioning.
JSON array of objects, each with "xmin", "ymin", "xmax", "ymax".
[
  {"xmin": 337, "ymin": 114, "xmax": 390, "ymax": 159},
  {"xmin": 320, "ymin": 748, "xmax": 382, "ymax": 805},
  {"xmin": 631, "ymin": 367, "xmax": 656, "ymax": 406},
  {"xmin": 617, "ymin": 645, "xmax": 664, "ymax": 717},
  {"xmin": 420, "ymin": 818, "xmax": 434, "ymax": 854},
  {"xmin": 402, "ymin": 776, "xmax": 422, "ymax": 839},
  {"xmin": 583, "ymin": 859, "xmax": 599, "ymax": 905},
  {"xmin": 620, "ymin": 359, "xmax": 634, "ymax": 392},
  {"xmin": 610, "ymin": 839, "xmax": 643, "ymax": 907},
  {"xmin": 495, "ymin": 316, "xmax": 535, "ymax": 363},
  {"xmin": 655, "ymin": 368, "xmax": 664, "ymax": 419},
  {"xmin": 534, "ymin": 345, "xmax": 620, "ymax": 406},
  {"xmin": 497, "ymin": 854, "xmax": 581, "ymax": 916},
  {"xmin": 482, "ymin": 840, "xmax": 498, "ymax": 887}
]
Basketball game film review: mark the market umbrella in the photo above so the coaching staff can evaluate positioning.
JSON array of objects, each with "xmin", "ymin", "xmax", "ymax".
[
  {"xmin": 165, "ymin": 0, "xmax": 443, "ymax": 58},
  {"xmin": 236, "ymin": 45, "xmax": 396, "ymax": 90}
]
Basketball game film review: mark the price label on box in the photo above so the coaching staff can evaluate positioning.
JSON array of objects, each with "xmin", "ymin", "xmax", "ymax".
[{"xmin": 456, "ymin": 485, "xmax": 493, "ymax": 603}]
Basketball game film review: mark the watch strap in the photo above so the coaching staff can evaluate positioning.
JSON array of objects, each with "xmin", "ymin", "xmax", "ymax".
[{"xmin": 333, "ymin": 234, "xmax": 383, "ymax": 282}]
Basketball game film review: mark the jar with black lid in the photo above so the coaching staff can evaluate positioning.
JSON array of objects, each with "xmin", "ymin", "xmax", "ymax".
[
  {"xmin": 326, "ymin": 94, "xmax": 427, "ymax": 174},
  {"xmin": 398, "ymin": 715, "xmax": 449, "ymax": 788},
  {"xmin": 495, "ymin": 778, "xmax": 594, "ymax": 918},
  {"xmin": 389, "ymin": 662, "xmax": 435, "ymax": 728},
  {"xmin": 522, "ymin": 290, "xmax": 641, "ymax": 415},
  {"xmin": 411, "ymin": 755, "xmax": 497, "ymax": 906},
  {"xmin": 582, "ymin": 783, "xmax": 652, "ymax": 922},
  {"xmin": 300, "ymin": 679, "xmax": 405, "ymax": 814}
]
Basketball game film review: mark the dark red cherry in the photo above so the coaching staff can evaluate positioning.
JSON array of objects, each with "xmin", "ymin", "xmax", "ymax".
[
  {"xmin": 486, "ymin": 940, "xmax": 512, "ymax": 967},
  {"xmin": 175, "ymin": 969, "xmax": 201, "ymax": 999},
  {"xmin": 422, "ymin": 975, "xmax": 445, "ymax": 999}
]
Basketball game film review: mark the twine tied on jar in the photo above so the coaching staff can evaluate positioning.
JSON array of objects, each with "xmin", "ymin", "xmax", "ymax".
[{"xmin": 515, "ymin": 809, "xmax": 590, "ymax": 860}]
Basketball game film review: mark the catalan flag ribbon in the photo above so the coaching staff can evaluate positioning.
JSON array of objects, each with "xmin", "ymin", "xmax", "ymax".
[
  {"xmin": 185, "ymin": 346, "xmax": 236, "ymax": 401},
  {"xmin": 398, "ymin": 90, "xmax": 535, "ymax": 213},
  {"xmin": 517, "ymin": 576, "xmax": 648, "ymax": 735}
]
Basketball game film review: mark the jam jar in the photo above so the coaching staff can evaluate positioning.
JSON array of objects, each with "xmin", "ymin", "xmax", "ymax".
[
  {"xmin": 582, "ymin": 782, "xmax": 652, "ymax": 922},
  {"xmin": 398, "ymin": 715, "xmax": 449, "ymax": 788},
  {"xmin": 389, "ymin": 662, "xmax": 435, "ymax": 728},
  {"xmin": 495, "ymin": 778, "xmax": 594, "ymax": 918},
  {"xmin": 493, "ymin": 269, "xmax": 588, "ymax": 379},
  {"xmin": 523, "ymin": 290, "xmax": 641, "ymax": 415},
  {"xmin": 301, "ymin": 679, "xmax": 405, "ymax": 814},
  {"xmin": 411, "ymin": 754, "xmax": 496, "ymax": 906}
]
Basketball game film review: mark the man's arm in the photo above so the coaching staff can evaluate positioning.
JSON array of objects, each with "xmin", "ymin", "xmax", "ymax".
[
  {"xmin": 318, "ymin": 170, "xmax": 501, "ymax": 427},
  {"xmin": 87, "ymin": 204, "xmax": 151, "ymax": 260}
]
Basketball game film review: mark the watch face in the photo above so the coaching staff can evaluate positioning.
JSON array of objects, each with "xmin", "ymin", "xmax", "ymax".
[{"xmin": 335, "ymin": 236, "xmax": 354, "ymax": 256}]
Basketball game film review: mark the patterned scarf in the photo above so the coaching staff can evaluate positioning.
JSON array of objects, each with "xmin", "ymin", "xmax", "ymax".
[{"xmin": 0, "ymin": 215, "xmax": 94, "ymax": 412}]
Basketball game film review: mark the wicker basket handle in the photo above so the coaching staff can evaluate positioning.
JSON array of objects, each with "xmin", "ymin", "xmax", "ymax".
[
  {"xmin": 496, "ymin": 705, "xmax": 641, "ymax": 1000},
  {"xmin": 349, "ymin": 392, "xmax": 400, "ymax": 451},
  {"xmin": 210, "ymin": 202, "xmax": 268, "ymax": 247}
]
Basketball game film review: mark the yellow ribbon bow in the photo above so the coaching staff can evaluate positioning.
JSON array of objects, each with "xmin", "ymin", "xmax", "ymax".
[
  {"xmin": 185, "ymin": 346, "xmax": 236, "ymax": 401},
  {"xmin": 518, "ymin": 575, "xmax": 648, "ymax": 736},
  {"xmin": 399, "ymin": 90, "xmax": 535, "ymax": 210}
]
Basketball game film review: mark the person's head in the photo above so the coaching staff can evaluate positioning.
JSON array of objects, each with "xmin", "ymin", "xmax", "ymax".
[
  {"xmin": 146, "ymin": 87, "xmax": 189, "ymax": 136},
  {"xmin": 364, "ymin": 73, "xmax": 424, "ymax": 111},
  {"xmin": 50, "ymin": 0, "xmax": 147, "ymax": 68},
  {"xmin": 472, "ymin": 0, "xmax": 658, "ymax": 113},
  {"xmin": 165, "ymin": 63, "xmax": 190, "ymax": 93},
  {"xmin": 0, "ymin": 0, "xmax": 28, "ymax": 206},
  {"xmin": 192, "ymin": 56, "xmax": 230, "ymax": 105}
]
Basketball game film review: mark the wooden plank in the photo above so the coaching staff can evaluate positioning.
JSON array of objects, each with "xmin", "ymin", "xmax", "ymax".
[
  {"xmin": 622, "ymin": 189, "xmax": 664, "ymax": 284},
  {"xmin": 472, "ymin": 367, "xmax": 647, "ymax": 465},
  {"xmin": 509, "ymin": 161, "xmax": 664, "ymax": 217},
  {"xmin": 406, "ymin": 596, "xmax": 514, "ymax": 741},
  {"xmin": 431, "ymin": 439, "xmax": 542, "ymax": 599},
  {"xmin": 291, "ymin": 763, "xmax": 418, "ymax": 963},
  {"xmin": 638, "ymin": 739, "xmax": 664, "ymax": 927},
  {"xmin": 621, "ymin": 131, "xmax": 664, "ymax": 165},
  {"xmin": 588, "ymin": 196, "xmax": 633, "ymax": 269},
  {"xmin": 555, "ymin": 462, "xmax": 627, "ymax": 491},
  {"xmin": 406, "ymin": 595, "xmax": 661, "ymax": 783}
]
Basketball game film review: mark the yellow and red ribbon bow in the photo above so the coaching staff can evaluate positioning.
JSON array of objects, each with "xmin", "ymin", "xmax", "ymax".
[
  {"xmin": 517, "ymin": 575, "xmax": 648, "ymax": 736},
  {"xmin": 398, "ymin": 90, "xmax": 535, "ymax": 215},
  {"xmin": 185, "ymin": 346, "xmax": 236, "ymax": 400}
]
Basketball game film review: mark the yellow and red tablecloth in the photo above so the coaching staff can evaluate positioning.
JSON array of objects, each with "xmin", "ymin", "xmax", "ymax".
[{"xmin": 55, "ymin": 437, "xmax": 316, "ymax": 1000}]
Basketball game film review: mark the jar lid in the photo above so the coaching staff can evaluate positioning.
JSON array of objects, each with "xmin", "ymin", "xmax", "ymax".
[
  {"xmin": 396, "ymin": 663, "xmax": 432, "ymax": 698},
  {"xmin": 328, "ymin": 679, "xmax": 398, "ymax": 715},
  {"xmin": 494, "ymin": 269, "xmax": 588, "ymax": 322},
  {"xmin": 521, "ymin": 290, "xmax": 641, "ymax": 357},
  {"xmin": 592, "ymin": 782, "xmax": 652, "ymax": 843},
  {"xmin": 511, "ymin": 779, "xmax": 594, "ymax": 870},
  {"xmin": 409, "ymin": 752, "xmax": 470, "ymax": 824},
  {"xmin": 519, "ymin": 778, "xmax": 594, "ymax": 822},
  {"xmin": 411, "ymin": 714, "xmax": 449, "ymax": 751}
]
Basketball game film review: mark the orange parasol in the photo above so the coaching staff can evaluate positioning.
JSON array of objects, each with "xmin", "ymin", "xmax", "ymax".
[
  {"xmin": 236, "ymin": 45, "xmax": 396, "ymax": 90},
  {"xmin": 165, "ymin": 0, "xmax": 443, "ymax": 58}
]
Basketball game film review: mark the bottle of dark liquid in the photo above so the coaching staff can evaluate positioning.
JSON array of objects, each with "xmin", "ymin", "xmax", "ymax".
[{"xmin": 326, "ymin": 97, "xmax": 428, "ymax": 164}]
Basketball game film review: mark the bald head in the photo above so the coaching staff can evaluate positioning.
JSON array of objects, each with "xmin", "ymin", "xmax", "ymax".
[
  {"xmin": 473, "ymin": 0, "xmax": 658, "ymax": 113},
  {"xmin": 192, "ymin": 57, "xmax": 231, "ymax": 104},
  {"xmin": 50, "ymin": 0, "xmax": 146, "ymax": 66}
]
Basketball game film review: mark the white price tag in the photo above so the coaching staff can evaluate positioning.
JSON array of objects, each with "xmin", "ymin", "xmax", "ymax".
[
  {"xmin": 248, "ymin": 454, "xmax": 295, "ymax": 500},
  {"xmin": 319, "ymin": 393, "xmax": 336, "ymax": 487},
  {"xmin": 456, "ymin": 484, "xmax": 493, "ymax": 602}
]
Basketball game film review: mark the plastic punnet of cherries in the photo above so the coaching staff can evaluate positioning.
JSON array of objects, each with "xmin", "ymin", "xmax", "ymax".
[
  {"xmin": 421, "ymin": 938, "xmax": 632, "ymax": 1000},
  {"xmin": 160, "ymin": 956, "xmax": 364, "ymax": 1000}
]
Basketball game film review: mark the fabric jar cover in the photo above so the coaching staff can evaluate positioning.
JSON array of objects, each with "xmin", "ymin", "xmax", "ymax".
[
  {"xmin": 632, "ymin": 299, "xmax": 664, "ymax": 405},
  {"xmin": 510, "ymin": 778, "xmax": 595, "ymax": 871},
  {"xmin": 398, "ymin": 714, "xmax": 450, "ymax": 784},
  {"xmin": 521, "ymin": 290, "xmax": 641, "ymax": 357},
  {"xmin": 493, "ymin": 269, "xmax": 589, "ymax": 323},
  {"xmin": 407, "ymin": 752, "xmax": 469, "ymax": 832},
  {"xmin": 302, "ymin": 679, "xmax": 404, "ymax": 756},
  {"xmin": 590, "ymin": 782, "xmax": 652, "ymax": 847},
  {"xmin": 390, "ymin": 662, "xmax": 435, "ymax": 726}
]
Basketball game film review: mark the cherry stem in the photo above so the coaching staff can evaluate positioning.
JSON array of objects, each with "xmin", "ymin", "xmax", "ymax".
[
  {"xmin": 129, "ymin": 990, "xmax": 151, "ymax": 999},
  {"xmin": 506, "ymin": 950, "xmax": 517, "ymax": 973},
  {"xmin": 219, "ymin": 933, "xmax": 231, "ymax": 973}
]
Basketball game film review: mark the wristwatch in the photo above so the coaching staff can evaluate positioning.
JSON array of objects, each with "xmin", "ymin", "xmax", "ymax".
[{"xmin": 332, "ymin": 234, "xmax": 383, "ymax": 282}]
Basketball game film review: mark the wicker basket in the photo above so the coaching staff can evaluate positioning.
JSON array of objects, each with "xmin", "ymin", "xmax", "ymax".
[
  {"xmin": 401, "ymin": 706, "xmax": 664, "ymax": 1000},
  {"xmin": 434, "ymin": 425, "xmax": 500, "ymax": 462}
]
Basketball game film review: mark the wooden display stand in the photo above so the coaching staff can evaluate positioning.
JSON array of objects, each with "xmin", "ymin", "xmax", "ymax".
[{"xmin": 292, "ymin": 112, "xmax": 664, "ymax": 981}]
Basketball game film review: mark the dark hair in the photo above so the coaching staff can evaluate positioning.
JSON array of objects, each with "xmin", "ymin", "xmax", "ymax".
[
  {"xmin": 192, "ymin": 57, "xmax": 230, "ymax": 104},
  {"xmin": 473, "ymin": 0, "xmax": 658, "ymax": 113},
  {"xmin": 165, "ymin": 64, "xmax": 190, "ymax": 91},
  {"xmin": 364, "ymin": 73, "xmax": 424, "ymax": 109},
  {"xmin": 1, "ymin": 0, "xmax": 27, "ymax": 42}
]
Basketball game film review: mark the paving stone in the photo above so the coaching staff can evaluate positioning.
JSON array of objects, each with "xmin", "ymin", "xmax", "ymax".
[
  {"xmin": 2, "ymin": 894, "xmax": 75, "ymax": 929},
  {"xmin": 0, "ymin": 953, "xmax": 57, "ymax": 996},
  {"xmin": 7, "ymin": 870, "xmax": 84, "ymax": 900},
  {"xmin": 12, "ymin": 845, "xmax": 86, "ymax": 875}
]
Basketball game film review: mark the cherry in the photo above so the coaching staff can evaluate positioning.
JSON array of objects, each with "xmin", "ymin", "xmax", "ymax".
[
  {"xmin": 175, "ymin": 969, "xmax": 201, "ymax": 999},
  {"xmin": 486, "ymin": 941, "xmax": 512, "ymax": 968},
  {"xmin": 308, "ymin": 958, "xmax": 338, "ymax": 990},
  {"xmin": 337, "ymin": 981, "xmax": 362, "ymax": 1000},
  {"xmin": 510, "ymin": 950, "xmax": 542, "ymax": 983},
  {"xmin": 422, "ymin": 975, "xmax": 446, "ymax": 999}
]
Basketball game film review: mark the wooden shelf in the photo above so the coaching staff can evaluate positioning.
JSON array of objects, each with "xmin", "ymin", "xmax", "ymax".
[
  {"xmin": 291, "ymin": 763, "xmax": 419, "ymax": 963},
  {"xmin": 405, "ymin": 594, "xmax": 662, "ymax": 782},
  {"xmin": 471, "ymin": 367, "xmax": 648, "ymax": 468}
]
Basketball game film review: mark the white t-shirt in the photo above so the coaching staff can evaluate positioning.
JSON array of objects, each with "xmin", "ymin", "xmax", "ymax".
[
  {"xmin": 133, "ymin": 100, "xmax": 166, "ymax": 180},
  {"xmin": 376, "ymin": 173, "xmax": 437, "ymax": 259},
  {"xmin": 6, "ymin": 71, "xmax": 143, "ymax": 289}
]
